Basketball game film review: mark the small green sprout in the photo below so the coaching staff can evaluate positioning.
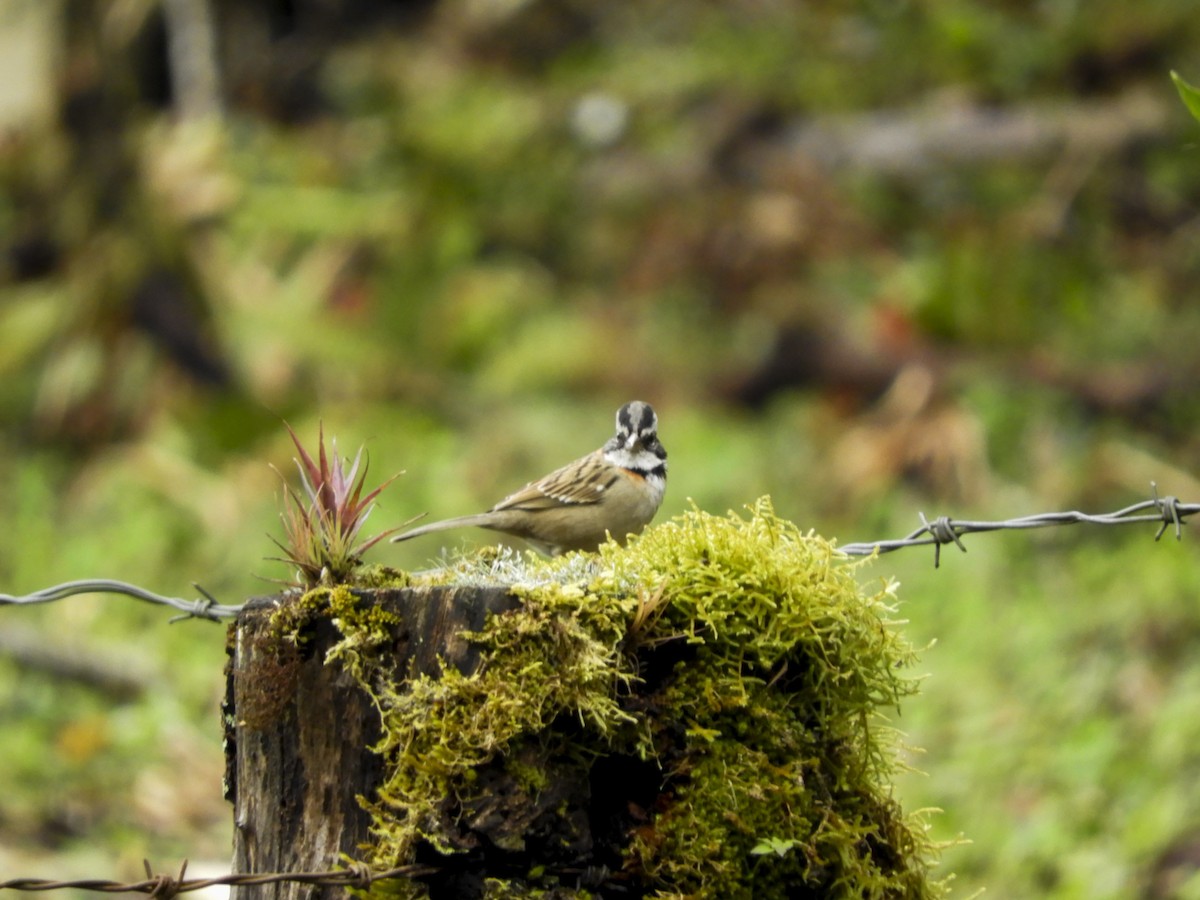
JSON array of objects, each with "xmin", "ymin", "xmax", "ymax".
[{"xmin": 751, "ymin": 837, "xmax": 800, "ymax": 858}]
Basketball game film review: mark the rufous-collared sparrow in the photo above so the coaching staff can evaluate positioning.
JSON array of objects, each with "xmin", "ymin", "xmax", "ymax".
[{"xmin": 391, "ymin": 401, "xmax": 667, "ymax": 556}]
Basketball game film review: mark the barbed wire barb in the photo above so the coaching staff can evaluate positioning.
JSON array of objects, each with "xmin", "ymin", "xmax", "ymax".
[
  {"xmin": 920, "ymin": 512, "xmax": 966, "ymax": 569},
  {"xmin": 1150, "ymin": 482, "xmax": 1185, "ymax": 541},
  {"xmin": 145, "ymin": 859, "xmax": 184, "ymax": 900},
  {"xmin": 167, "ymin": 583, "xmax": 225, "ymax": 623}
]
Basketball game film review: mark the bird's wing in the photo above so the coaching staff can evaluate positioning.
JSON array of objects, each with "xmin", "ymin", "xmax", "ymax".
[{"xmin": 490, "ymin": 451, "xmax": 618, "ymax": 512}]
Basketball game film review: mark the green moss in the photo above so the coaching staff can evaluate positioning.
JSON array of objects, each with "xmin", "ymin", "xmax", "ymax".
[
  {"xmin": 353, "ymin": 565, "xmax": 415, "ymax": 590},
  {"xmin": 267, "ymin": 580, "xmax": 403, "ymax": 645},
  {"xmin": 591, "ymin": 498, "xmax": 938, "ymax": 898},
  {"xmin": 360, "ymin": 580, "xmax": 645, "ymax": 867},
  {"xmin": 480, "ymin": 880, "xmax": 593, "ymax": 899},
  {"xmin": 325, "ymin": 498, "xmax": 947, "ymax": 898}
]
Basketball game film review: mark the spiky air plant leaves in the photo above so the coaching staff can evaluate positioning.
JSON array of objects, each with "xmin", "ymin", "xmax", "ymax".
[{"xmin": 271, "ymin": 422, "xmax": 405, "ymax": 585}]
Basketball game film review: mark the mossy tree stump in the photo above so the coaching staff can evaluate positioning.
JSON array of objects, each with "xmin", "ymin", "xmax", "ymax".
[
  {"xmin": 224, "ymin": 501, "xmax": 948, "ymax": 899},
  {"xmin": 224, "ymin": 585, "xmax": 520, "ymax": 899}
]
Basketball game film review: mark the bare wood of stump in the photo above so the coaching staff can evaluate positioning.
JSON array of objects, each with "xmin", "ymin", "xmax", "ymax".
[{"xmin": 224, "ymin": 585, "xmax": 519, "ymax": 900}]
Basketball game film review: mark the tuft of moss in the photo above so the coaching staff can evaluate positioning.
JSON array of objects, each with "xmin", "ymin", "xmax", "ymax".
[
  {"xmin": 588, "ymin": 497, "xmax": 939, "ymax": 898},
  {"xmin": 352, "ymin": 564, "xmax": 414, "ymax": 590},
  {"xmin": 324, "ymin": 497, "xmax": 948, "ymax": 898}
]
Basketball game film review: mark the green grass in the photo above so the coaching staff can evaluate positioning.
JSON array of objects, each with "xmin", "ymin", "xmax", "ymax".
[{"xmin": 888, "ymin": 529, "xmax": 1200, "ymax": 897}]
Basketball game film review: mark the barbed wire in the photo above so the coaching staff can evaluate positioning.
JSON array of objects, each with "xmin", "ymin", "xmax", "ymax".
[
  {"xmin": 0, "ymin": 859, "xmax": 437, "ymax": 897},
  {"xmin": 839, "ymin": 483, "xmax": 1194, "ymax": 567},
  {"xmin": 0, "ymin": 485, "xmax": 1194, "ymax": 895},
  {"xmin": 0, "ymin": 579, "xmax": 241, "ymax": 622},
  {"xmin": 0, "ymin": 486, "xmax": 1193, "ymax": 625}
]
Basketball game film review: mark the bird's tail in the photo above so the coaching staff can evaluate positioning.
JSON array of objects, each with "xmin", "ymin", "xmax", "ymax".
[{"xmin": 389, "ymin": 514, "xmax": 496, "ymax": 544}]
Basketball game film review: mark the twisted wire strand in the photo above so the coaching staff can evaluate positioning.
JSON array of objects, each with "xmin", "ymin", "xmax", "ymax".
[
  {"xmin": 840, "ymin": 485, "xmax": 1194, "ymax": 566},
  {"xmin": 0, "ymin": 580, "xmax": 241, "ymax": 622},
  {"xmin": 0, "ymin": 861, "xmax": 438, "ymax": 896}
]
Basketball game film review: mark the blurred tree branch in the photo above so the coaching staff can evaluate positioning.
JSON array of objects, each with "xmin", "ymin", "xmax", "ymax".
[
  {"xmin": 734, "ymin": 87, "xmax": 1171, "ymax": 179},
  {"xmin": 162, "ymin": 0, "xmax": 223, "ymax": 121},
  {"xmin": 0, "ymin": 623, "xmax": 152, "ymax": 700}
]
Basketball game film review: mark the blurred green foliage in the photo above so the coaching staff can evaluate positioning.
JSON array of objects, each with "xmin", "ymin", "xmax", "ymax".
[{"xmin": 2, "ymin": 0, "xmax": 1200, "ymax": 896}]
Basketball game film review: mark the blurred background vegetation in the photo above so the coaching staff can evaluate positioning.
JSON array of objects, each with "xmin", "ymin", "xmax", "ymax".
[{"xmin": 3, "ymin": 0, "xmax": 1200, "ymax": 896}]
